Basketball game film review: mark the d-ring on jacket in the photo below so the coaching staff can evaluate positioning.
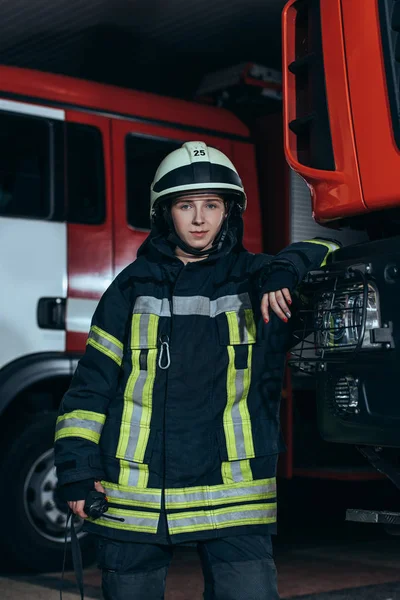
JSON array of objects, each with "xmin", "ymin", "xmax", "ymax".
[{"xmin": 54, "ymin": 222, "xmax": 338, "ymax": 544}]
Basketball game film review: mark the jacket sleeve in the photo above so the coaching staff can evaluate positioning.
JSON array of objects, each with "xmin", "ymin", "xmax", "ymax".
[
  {"xmin": 54, "ymin": 276, "xmax": 131, "ymax": 487},
  {"xmin": 259, "ymin": 238, "xmax": 341, "ymax": 295}
]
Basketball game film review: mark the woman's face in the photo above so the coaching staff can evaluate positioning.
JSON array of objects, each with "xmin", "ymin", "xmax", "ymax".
[{"xmin": 170, "ymin": 193, "xmax": 226, "ymax": 252}]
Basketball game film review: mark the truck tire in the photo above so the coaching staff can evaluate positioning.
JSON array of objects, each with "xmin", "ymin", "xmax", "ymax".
[{"xmin": 0, "ymin": 411, "xmax": 95, "ymax": 572}]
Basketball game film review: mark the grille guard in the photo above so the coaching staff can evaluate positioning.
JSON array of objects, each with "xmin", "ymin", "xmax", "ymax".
[{"xmin": 289, "ymin": 266, "xmax": 372, "ymax": 374}]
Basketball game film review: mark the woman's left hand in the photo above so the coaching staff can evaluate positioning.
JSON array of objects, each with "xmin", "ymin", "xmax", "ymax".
[{"xmin": 261, "ymin": 288, "xmax": 292, "ymax": 323}]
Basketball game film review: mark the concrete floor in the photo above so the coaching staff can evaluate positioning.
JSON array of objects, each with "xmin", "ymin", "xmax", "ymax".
[
  {"xmin": 2, "ymin": 536, "xmax": 400, "ymax": 599},
  {"xmin": 3, "ymin": 478, "xmax": 400, "ymax": 599}
]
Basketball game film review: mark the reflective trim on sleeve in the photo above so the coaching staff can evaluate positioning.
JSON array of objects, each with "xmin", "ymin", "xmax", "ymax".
[
  {"xmin": 303, "ymin": 239, "xmax": 341, "ymax": 267},
  {"xmin": 165, "ymin": 477, "xmax": 276, "ymax": 509},
  {"xmin": 117, "ymin": 314, "xmax": 158, "ymax": 470},
  {"xmin": 102, "ymin": 481, "xmax": 162, "ymax": 509},
  {"xmin": 87, "ymin": 325, "xmax": 124, "ymax": 366},
  {"xmin": 88, "ymin": 506, "xmax": 160, "ymax": 533},
  {"xmin": 223, "ymin": 344, "xmax": 255, "ymax": 461},
  {"xmin": 167, "ymin": 502, "xmax": 277, "ymax": 534},
  {"xmin": 54, "ymin": 410, "xmax": 106, "ymax": 443}
]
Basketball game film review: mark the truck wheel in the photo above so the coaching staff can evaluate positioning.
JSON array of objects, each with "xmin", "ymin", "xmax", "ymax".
[{"xmin": 0, "ymin": 411, "xmax": 94, "ymax": 572}]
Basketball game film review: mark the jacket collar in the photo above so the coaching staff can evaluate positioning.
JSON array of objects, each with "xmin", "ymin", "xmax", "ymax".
[{"xmin": 137, "ymin": 217, "xmax": 244, "ymax": 265}]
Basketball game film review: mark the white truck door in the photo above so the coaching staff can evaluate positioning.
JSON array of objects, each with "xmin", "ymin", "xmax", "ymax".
[{"xmin": 0, "ymin": 99, "xmax": 67, "ymax": 370}]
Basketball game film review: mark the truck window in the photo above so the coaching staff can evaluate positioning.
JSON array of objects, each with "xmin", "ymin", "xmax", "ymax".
[
  {"xmin": 66, "ymin": 123, "xmax": 105, "ymax": 225},
  {"xmin": 0, "ymin": 111, "xmax": 50, "ymax": 220},
  {"xmin": 125, "ymin": 135, "xmax": 181, "ymax": 230}
]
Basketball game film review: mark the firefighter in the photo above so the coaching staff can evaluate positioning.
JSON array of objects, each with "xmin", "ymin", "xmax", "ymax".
[{"xmin": 55, "ymin": 141, "xmax": 338, "ymax": 599}]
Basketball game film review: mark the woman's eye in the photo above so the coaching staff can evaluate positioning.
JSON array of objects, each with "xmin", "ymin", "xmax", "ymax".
[{"xmin": 206, "ymin": 203, "xmax": 217, "ymax": 209}]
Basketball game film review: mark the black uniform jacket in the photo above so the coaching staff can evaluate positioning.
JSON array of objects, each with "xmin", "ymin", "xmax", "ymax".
[{"xmin": 55, "ymin": 220, "xmax": 338, "ymax": 543}]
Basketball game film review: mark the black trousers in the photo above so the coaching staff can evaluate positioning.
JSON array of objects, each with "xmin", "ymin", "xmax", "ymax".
[{"xmin": 95, "ymin": 533, "xmax": 280, "ymax": 600}]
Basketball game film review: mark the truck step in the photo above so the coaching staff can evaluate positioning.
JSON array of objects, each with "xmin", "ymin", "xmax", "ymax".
[{"xmin": 346, "ymin": 508, "xmax": 400, "ymax": 525}]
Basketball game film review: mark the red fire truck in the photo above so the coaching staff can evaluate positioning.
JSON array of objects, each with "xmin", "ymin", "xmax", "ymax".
[{"xmin": 282, "ymin": 0, "xmax": 400, "ymax": 527}]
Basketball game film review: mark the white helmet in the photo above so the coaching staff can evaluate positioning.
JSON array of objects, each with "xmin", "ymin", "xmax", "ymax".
[{"xmin": 150, "ymin": 141, "xmax": 247, "ymax": 219}]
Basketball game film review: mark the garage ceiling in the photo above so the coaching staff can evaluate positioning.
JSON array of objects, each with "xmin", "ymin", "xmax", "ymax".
[{"xmin": 0, "ymin": 0, "xmax": 285, "ymax": 98}]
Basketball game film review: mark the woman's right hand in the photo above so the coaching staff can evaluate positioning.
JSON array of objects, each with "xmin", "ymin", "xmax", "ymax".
[
  {"xmin": 67, "ymin": 481, "xmax": 106, "ymax": 519},
  {"xmin": 67, "ymin": 500, "xmax": 87, "ymax": 519}
]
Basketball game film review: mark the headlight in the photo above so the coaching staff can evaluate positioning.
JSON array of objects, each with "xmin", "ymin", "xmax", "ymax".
[{"xmin": 315, "ymin": 282, "xmax": 381, "ymax": 352}]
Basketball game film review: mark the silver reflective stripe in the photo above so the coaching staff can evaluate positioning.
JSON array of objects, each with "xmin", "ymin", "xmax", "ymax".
[
  {"xmin": 103, "ymin": 482, "xmax": 161, "ymax": 508},
  {"xmin": 94, "ymin": 508, "xmax": 160, "ymax": 532},
  {"xmin": 139, "ymin": 314, "xmax": 150, "ymax": 347},
  {"xmin": 125, "ymin": 372, "xmax": 148, "ymax": 459},
  {"xmin": 55, "ymin": 418, "xmax": 104, "ymax": 436},
  {"xmin": 173, "ymin": 293, "xmax": 252, "ymax": 317},
  {"xmin": 168, "ymin": 503, "xmax": 277, "ymax": 533},
  {"xmin": 132, "ymin": 294, "xmax": 253, "ymax": 318},
  {"xmin": 230, "ymin": 370, "xmax": 247, "ymax": 458},
  {"xmin": 173, "ymin": 295, "xmax": 210, "ymax": 316},
  {"xmin": 120, "ymin": 462, "xmax": 142, "ymax": 487},
  {"xmin": 133, "ymin": 296, "xmax": 171, "ymax": 317},
  {"xmin": 210, "ymin": 293, "xmax": 252, "ymax": 317},
  {"xmin": 88, "ymin": 328, "xmax": 123, "ymax": 361},
  {"xmin": 165, "ymin": 479, "xmax": 276, "ymax": 508},
  {"xmin": 229, "ymin": 461, "xmax": 244, "ymax": 483}
]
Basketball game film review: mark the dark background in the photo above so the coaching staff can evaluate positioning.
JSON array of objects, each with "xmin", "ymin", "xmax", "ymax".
[{"xmin": 0, "ymin": 0, "xmax": 285, "ymax": 98}]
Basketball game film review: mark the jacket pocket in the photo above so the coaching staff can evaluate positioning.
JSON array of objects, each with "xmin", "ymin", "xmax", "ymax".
[
  {"xmin": 130, "ymin": 312, "xmax": 159, "ymax": 349},
  {"xmin": 216, "ymin": 307, "xmax": 257, "ymax": 462},
  {"xmin": 217, "ymin": 418, "xmax": 284, "ymax": 462},
  {"xmin": 216, "ymin": 305, "xmax": 257, "ymax": 347}
]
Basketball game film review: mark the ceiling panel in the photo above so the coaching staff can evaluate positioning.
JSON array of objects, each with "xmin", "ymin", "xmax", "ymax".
[{"xmin": 0, "ymin": 0, "xmax": 286, "ymax": 97}]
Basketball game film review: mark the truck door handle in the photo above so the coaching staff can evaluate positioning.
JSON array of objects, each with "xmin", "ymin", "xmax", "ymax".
[{"xmin": 37, "ymin": 297, "xmax": 66, "ymax": 330}]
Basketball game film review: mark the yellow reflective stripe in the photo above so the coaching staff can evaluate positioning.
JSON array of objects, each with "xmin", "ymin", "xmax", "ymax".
[
  {"xmin": 133, "ymin": 315, "xmax": 158, "ymax": 462},
  {"xmin": 56, "ymin": 410, "xmax": 106, "ymax": 425},
  {"xmin": 119, "ymin": 461, "xmax": 149, "ymax": 488},
  {"xmin": 131, "ymin": 314, "xmax": 141, "ymax": 348},
  {"xmin": 87, "ymin": 325, "xmax": 124, "ymax": 366},
  {"xmin": 117, "ymin": 314, "xmax": 159, "ymax": 469},
  {"xmin": 244, "ymin": 309, "xmax": 256, "ymax": 343},
  {"xmin": 87, "ymin": 337, "xmax": 122, "ymax": 366},
  {"xmin": 54, "ymin": 427, "xmax": 101, "ymax": 444},
  {"xmin": 147, "ymin": 313, "xmax": 159, "ymax": 348},
  {"xmin": 221, "ymin": 459, "xmax": 253, "ymax": 484},
  {"xmin": 239, "ymin": 345, "xmax": 254, "ymax": 456},
  {"xmin": 133, "ymin": 349, "xmax": 157, "ymax": 462},
  {"xmin": 116, "ymin": 350, "xmax": 141, "ymax": 459},
  {"xmin": 165, "ymin": 477, "xmax": 275, "ymax": 509},
  {"xmin": 224, "ymin": 346, "xmax": 238, "ymax": 458},
  {"xmin": 102, "ymin": 481, "xmax": 161, "ymax": 508},
  {"xmin": 303, "ymin": 239, "xmax": 340, "ymax": 267},
  {"xmin": 226, "ymin": 311, "xmax": 240, "ymax": 344},
  {"xmin": 91, "ymin": 325, "xmax": 123, "ymax": 350},
  {"xmin": 240, "ymin": 459, "xmax": 253, "ymax": 480},
  {"xmin": 168, "ymin": 502, "xmax": 277, "ymax": 534},
  {"xmin": 223, "ymin": 346, "xmax": 254, "ymax": 460},
  {"xmin": 88, "ymin": 506, "xmax": 159, "ymax": 533},
  {"xmin": 221, "ymin": 462, "xmax": 232, "ymax": 485},
  {"xmin": 54, "ymin": 410, "xmax": 106, "ymax": 443}
]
